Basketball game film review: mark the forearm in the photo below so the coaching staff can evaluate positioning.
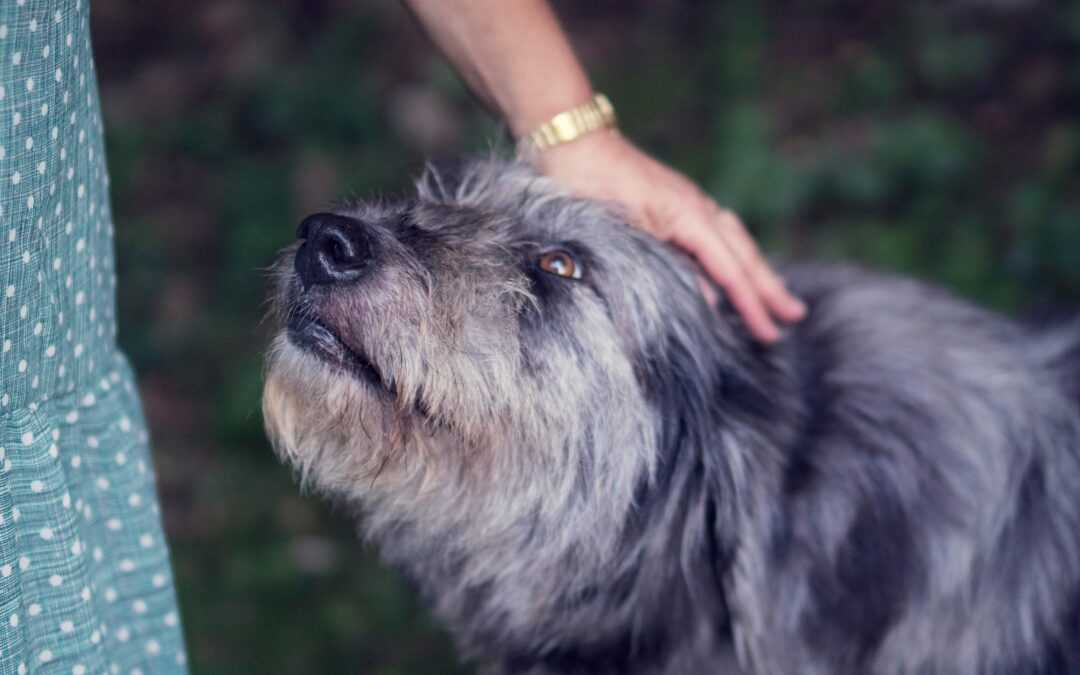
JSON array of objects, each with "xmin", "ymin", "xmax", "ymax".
[{"xmin": 402, "ymin": 0, "xmax": 594, "ymax": 136}]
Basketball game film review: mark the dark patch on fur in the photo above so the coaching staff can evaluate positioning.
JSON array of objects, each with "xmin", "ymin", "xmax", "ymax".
[
  {"xmin": 782, "ymin": 318, "xmax": 834, "ymax": 498},
  {"xmin": 804, "ymin": 495, "xmax": 919, "ymax": 668},
  {"xmin": 504, "ymin": 628, "xmax": 672, "ymax": 675}
]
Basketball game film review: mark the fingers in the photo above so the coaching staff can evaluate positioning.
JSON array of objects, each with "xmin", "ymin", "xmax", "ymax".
[
  {"xmin": 677, "ymin": 218, "xmax": 782, "ymax": 342},
  {"xmin": 714, "ymin": 208, "xmax": 807, "ymax": 323},
  {"xmin": 665, "ymin": 197, "xmax": 806, "ymax": 343}
]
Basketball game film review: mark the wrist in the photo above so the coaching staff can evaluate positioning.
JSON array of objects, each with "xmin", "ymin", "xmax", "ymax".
[{"xmin": 502, "ymin": 78, "xmax": 595, "ymax": 138}]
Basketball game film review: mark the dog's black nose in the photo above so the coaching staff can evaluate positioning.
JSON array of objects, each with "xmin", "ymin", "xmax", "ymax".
[{"xmin": 294, "ymin": 213, "xmax": 373, "ymax": 288}]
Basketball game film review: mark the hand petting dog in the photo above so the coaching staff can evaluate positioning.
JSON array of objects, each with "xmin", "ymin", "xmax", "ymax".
[
  {"xmin": 537, "ymin": 130, "xmax": 807, "ymax": 341},
  {"xmin": 403, "ymin": 0, "xmax": 805, "ymax": 342}
]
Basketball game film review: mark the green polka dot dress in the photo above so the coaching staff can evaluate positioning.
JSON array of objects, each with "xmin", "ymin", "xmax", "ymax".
[{"xmin": 1, "ymin": 0, "xmax": 187, "ymax": 672}]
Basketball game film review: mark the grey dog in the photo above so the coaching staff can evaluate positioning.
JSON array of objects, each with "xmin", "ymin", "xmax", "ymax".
[{"xmin": 263, "ymin": 159, "xmax": 1080, "ymax": 674}]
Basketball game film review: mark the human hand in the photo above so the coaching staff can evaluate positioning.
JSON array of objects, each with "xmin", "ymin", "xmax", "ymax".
[{"xmin": 535, "ymin": 129, "xmax": 806, "ymax": 342}]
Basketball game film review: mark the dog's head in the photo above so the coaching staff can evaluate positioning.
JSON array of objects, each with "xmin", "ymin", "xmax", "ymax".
[{"xmin": 263, "ymin": 159, "xmax": 748, "ymax": 572}]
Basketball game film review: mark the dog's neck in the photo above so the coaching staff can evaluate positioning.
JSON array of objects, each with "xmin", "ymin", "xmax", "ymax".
[{"xmin": 490, "ymin": 320, "xmax": 807, "ymax": 672}]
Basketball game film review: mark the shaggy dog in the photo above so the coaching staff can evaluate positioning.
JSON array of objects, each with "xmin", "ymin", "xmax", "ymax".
[{"xmin": 262, "ymin": 159, "xmax": 1080, "ymax": 674}]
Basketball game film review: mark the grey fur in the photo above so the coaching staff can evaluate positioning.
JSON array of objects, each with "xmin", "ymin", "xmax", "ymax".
[{"xmin": 263, "ymin": 159, "xmax": 1080, "ymax": 674}]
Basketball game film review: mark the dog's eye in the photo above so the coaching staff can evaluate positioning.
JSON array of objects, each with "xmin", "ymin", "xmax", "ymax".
[{"xmin": 538, "ymin": 250, "xmax": 582, "ymax": 279}]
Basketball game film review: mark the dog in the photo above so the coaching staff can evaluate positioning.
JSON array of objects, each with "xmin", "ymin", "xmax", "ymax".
[{"xmin": 262, "ymin": 159, "xmax": 1080, "ymax": 674}]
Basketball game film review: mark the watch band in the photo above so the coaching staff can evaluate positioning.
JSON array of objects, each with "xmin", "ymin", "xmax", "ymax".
[{"xmin": 516, "ymin": 93, "xmax": 617, "ymax": 156}]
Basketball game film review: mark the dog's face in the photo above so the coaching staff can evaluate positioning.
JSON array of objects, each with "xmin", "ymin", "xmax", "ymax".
[{"xmin": 263, "ymin": 161, "xmax": 733, "ymax": 567}]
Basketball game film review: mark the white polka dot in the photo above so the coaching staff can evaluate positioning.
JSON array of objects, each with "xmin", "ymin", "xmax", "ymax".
[
  {"xmin": 49, "ymin": 574, "xmax": 62, "ymax": 587},
  {"xmin": 118, "ymin": 558, "xmax": 135, "ymax": 572},
  {"xmin": 18, "ymin": 557, "xmax": 29, "ymax": 571},
  {"xmin": 0, "ymin": 565, "xmax": 10, "ymax": 577},
  {"xmin": 107, "ymin": 518, "xmax": 122, "ymax": 531},
  {"xmin": 116, "ymin": 626, "xmax": 130, "ymax": 642},
  {"xmin": 128, "ymin": 493, "xmax": 141, "ymax": 507},
  {"xmin": 139, "ymin": 533, "xmax": 153, "ymax": 548},
  {"xmin": 133, "ymin": 599, "xmax": 147, "ymax": 614},
  {"xmin": 72, "ymin": 665, "xmax": 86, "ymax": 675},
  {"xmin": 27, "ymin": 603, "xmax": 41, "ymax": 617},
  {"xmin": 115, "ymin": 451, "xmax": 126, "ymax": 465},
  {"xmin": 145, "ymin": 639, "xmax": 160, "ymax": 655},
  {"xmin": 39, "ymin": 527, "xmax": 54, "ymax": 540},
  {"xmin": 29, "ymin": 480, "xmax": 43, "ymax": 493},
  {"xmin": 152, "ymin": 573, "xmax": 166, "ymax": 588},
  {"xmin": 8, "ymin": 614, "xmax": 17, "ymax": 628},
  {"xmin": 20, "ymin": 431, "xmax": 33, "ymax": 445},
  {"xmin": 38, "ymin": 650, "xmax": 53, "ymax": 664},
  {"xmin": 104, "ymin": 588, "xmax": 117, "ymax": 602},
  {"xmin": 164, "ymin": 611, "xmax": 178, "ymax": 626}
]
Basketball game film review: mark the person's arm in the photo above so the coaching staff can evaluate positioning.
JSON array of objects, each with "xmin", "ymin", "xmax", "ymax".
[{"xmin": 403, "ymin": 0, "xmax": 806, "ymax": 341}]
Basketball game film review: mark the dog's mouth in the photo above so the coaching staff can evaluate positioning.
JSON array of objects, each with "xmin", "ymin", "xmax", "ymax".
[{"xmin": 286, "ymin": 309, "xmax": 390, "ymax": 393}]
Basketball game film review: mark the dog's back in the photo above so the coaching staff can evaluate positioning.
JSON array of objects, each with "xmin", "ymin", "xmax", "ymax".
[{"xmin": 744, "ymin": 264, "xmax": 1080, "ymax": 674}]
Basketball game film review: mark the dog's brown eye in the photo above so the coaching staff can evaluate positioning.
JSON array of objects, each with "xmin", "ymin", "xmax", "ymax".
[{"xmin": 538, "ymin": 250, "xmax": 582, "ymax": 279}]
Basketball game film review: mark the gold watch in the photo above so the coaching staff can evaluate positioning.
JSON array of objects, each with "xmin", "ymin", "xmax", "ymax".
[{"xmin": 516, "ymin": 93, "xmax": 617, "ymax": 157}]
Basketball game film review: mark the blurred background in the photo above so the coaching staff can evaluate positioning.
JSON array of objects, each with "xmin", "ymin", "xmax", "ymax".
[{"xmin": 89, "ymin": 0, "xmax": 1080, "ymax": 672}]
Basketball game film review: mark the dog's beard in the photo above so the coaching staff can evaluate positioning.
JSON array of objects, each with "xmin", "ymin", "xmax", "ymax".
[{"xmin": 263, "ymin": 335, "xmax": 422, "ymax": 493}]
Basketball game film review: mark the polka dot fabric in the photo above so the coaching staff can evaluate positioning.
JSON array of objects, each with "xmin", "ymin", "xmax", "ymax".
[{"xmin": 1, "ymin": 0, "xmax": 186, "ymax": 672}]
